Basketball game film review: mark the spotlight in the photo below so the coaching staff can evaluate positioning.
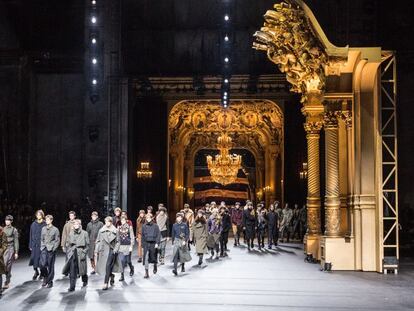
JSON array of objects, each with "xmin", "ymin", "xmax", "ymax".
[
  {"xmin": 92, "ymin": 58, "xmax": 98, "ymax": 64},
  {"xmin": 224, "ymin": 57, "xmax": 229, "ymax": 63},
  {"xmin": 223, "ymin": 95, "xmax": 227, "ymax": 99},
  {"xmin": 224, "ymin": 78, "xmax": 229, "ymax": 83},
  {"xmin": 91, "ymin": 16, "xmax": 97, "ymax": 24},
  {"xmin": 91, "ymin": 38, "xmax": 97, "ymax": 44},
  {"xmin": 224, "ymin": 14, "xmax": 229, "ymax": 21},
  {"xmin": 224, "ymin": 35, "xmax": 229, "ymax": 42},
  {"xmin": 92, "ymin": 79, "xmax": 98, "ymax": 85},
  {"xmin": 91, "ymin": 0, "xmax": 96, "ymax": 4},
  {"xmin": 224, "ymin": 91, "xmax": 228, "ymax": 95}
]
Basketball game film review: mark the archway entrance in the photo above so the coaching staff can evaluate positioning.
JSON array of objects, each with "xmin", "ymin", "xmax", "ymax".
[{"xmin": 168, "ymin": 100, "xmax": 284, "ymax": 217}]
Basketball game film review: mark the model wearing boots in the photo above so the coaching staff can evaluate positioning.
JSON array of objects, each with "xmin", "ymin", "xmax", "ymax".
[
  {"xmin": 135, "ymin": 210, "xmax": 146, "ymax": 263},
  {"xmin": 266, "ymin": 204, "xmax": 279, "ymax": 249},
  {"xmin": 142, "ymin": 213, "xmax": 161, "ymax": 279},
  {"xmin": 191, "ymin": 210, "xmax": 208, "ymax": 266},
  {"xmin": 39, "ymin": 215, "xmax": 60, "ymax": 288},
  {"xmin": 118, "ymin": 215, "xmax": 135, "ymax": 281},
  {"xmin": 86, "ymin": 211, "xmax": 103, "ymax": 275},
  {"xmin": 207, "ymin": 209, "xmax": 222, "ymax": 260},
  {"xmin": 95, "ymin": 216, "xmax": 122, "ymax": 290},
  {"xmin": 219, "ymin": 207, "xmax": 231, "ymax": 257},
  {"xmin": 257, "ymin": 208, "xmax": 267, "ymax": 250},
  {"xmin": 29, "ymin": 210, "xmax": 46, "ymax": 281},
  {"xmin": 231, "ymin": 202, "xmax": 243, "ymax": 246},
  {"xmin": 171, "ymin": 213, "xmax": 191, "ymax": 276},
  {"xmin": 2, "ymin": 215, "xmax": 19, "ymax": 290},
  {"xmin": 156, "ymin": 204, "xmax": 169, "ymax": 265},
  {"xmin": 62, "ymin": 219, "xmax": 89, "ymax": 292},
  {"xmin": 242, "ymin": 202, "xmax": 257, "ymax": 251}
]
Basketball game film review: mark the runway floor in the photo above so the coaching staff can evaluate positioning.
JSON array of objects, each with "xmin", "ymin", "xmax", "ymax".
[{"xmin": 0, "ymin": 239, "xmax": 413, "ymax": 310}]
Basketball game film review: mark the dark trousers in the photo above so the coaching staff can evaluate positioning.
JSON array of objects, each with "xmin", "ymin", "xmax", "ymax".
[
  {"xmin": 268, "ymin": 226, "xmax": 278, "ymax": 246},
  {"xmin": 120, "ymin": 252, "xmax": 133, "ymax": 272},
  {"xmin": 220, "ymin": 231, "xmax": 229, "ymax": 254},
  {"xmin": 40, "ymin": 250, "xmax": 56, "ymax": 285},
  {"xmin": 104, "ymin": 250, "xmax": 116, "ymax": 284},
  {"xmin": 257, "ymin": 229, "xmax": 265, "ymax": 247},
  {"xmin": 69, "ymin": 252, "xmax": 88, "ymax": 289}
]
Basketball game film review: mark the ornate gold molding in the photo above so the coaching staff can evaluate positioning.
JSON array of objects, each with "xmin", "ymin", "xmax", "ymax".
[
  {"xmin": 323, "ymin": 111, "xmax": 340, "ymax": 129},
  {"xmin": 304, "ymin": 121, "xmax": 323, "ymax": 134},
  {"xmin": 253, "ymin": 1, "xmax": 328, "ymax": 101}
]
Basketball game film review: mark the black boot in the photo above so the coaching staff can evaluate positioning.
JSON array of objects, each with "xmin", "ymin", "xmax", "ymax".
[
  {"xmin": 172, "ymin": 269, "xmax": 177, "ymax": 276},
  {"xmin": 130, "ymin": 265, "xmax": 135, "ymax": 277},
  {"xmin": 32, "ymin": 270, "xmax": 39, "ymax": 281},
  {"xmin": 119, "ymin": 273, "xmax": 125, "ymax": 282},
  {"xmin": 110, "ymin": 274, "xmax": 115, "ymax": 286},
  {"xmin": 153, "ymin": 264, "xmax": 157, "ymax": 274},
  {"xmin": 144, "ymin": 269, "xmax": 149, "ymax": 279},
  {"xmin": 198, "ymin": 255, "xmax": 203, "ymax": 266},
  {"xmin": 181, "ymin": 263, "xmax": 185, "ymax": 273}
]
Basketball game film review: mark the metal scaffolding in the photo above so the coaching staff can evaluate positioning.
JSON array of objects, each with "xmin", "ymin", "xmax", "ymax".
[{"xmin": 379, "ymin": 51, "xmax": 399, "ymax": 274}]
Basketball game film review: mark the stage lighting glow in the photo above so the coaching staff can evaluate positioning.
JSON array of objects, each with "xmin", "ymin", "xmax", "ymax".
[
  {"xmin": 224, "ymin": 35, "xmax": 229, "ymax": 42},
  {"xmin": 91, "ymin": 38, "xmax": 97, "ymax": 44},
  {"xmin": 224, "ymin": 57, "xmax": 229, "ymax": 63},
  {"xmin": 92, "ymin": 58, "xmax": 97, "ymax": 64},
  {"xmin": 92, "ymin": 79, "xmax": 98, "ymax": 85},
  {"xmin": 224, "ymin": 78, "xmax": 229, "ymax": 83},
  {"xmin": 224, "ymin": 15, "xmax": 229, "ymax": 21},
  {"xmin": 91, "ymin": 16, "xmax": 97, "ymax": 24}
]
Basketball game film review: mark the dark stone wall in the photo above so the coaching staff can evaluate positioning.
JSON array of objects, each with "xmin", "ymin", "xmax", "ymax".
[{"xmin": 29, "ymin": 74, "xmax": 85, "ymax": 210}]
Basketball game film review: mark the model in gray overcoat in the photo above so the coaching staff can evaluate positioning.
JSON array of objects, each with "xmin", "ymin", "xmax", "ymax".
[{"xmin": 94, "ymin": 224, "xmax": 122, "ymax": 276}]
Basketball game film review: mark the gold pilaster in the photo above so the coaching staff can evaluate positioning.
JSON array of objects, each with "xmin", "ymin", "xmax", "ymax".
[
  {"xmin": 342, "ymin": 110, "xmax": 354, "ymax": 236},
  {"xmin": 324, "ymin": 111, "xmax": 341, "ymax": 237}
]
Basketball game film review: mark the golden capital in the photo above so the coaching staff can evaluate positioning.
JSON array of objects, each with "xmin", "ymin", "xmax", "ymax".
[
  {"xmin": 340, "ymin": 110, "xmax": 352, "ymax": 128},
  {"xmin": 323, "ymin": 111, "xmax": 340, "ymax": 129},
  {"xmin": 304, "ymin": 121, "xmax": 323, "ymax": 134}
]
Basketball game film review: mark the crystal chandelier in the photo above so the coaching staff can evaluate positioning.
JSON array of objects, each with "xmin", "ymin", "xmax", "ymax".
[{"xmin": 207, "ymin": 132, "xmax": 242, "ymax": 186}]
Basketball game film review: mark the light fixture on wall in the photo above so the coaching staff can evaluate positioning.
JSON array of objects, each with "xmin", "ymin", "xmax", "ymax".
[
  {"xmin": 137, "ymin": 162, "xmax": 153, "ymax": 179},
  {"xmin": 300, "ymin": 162, "xmax": 308, "ymax": 179}
]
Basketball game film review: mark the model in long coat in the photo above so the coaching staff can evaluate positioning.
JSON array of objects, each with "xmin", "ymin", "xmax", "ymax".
[
  {"xmin": 207, "ymin": 211, "xmax": 222, "ymax": 259},
  {"xmin": 86, "ymin": 212, "xmax": 103, "ymax": 274},
  {"xmin": 242, "ymin": 204, "xmax": 257, "ymax": 250},
  {"xmin": 191, "ymin": 211, "xmax": 208, "ymax": 266},
  {"xmin": 171, "ymin": 213, "xmax": 191, "ymax": 276},
  {"xmin": 0, "ymin": 226, "xmax": 8, "ymax": 296},
  {"xmin": 29, "ymin": 210, "xmax": 46, "ymax": 280},
  {"xmin": 95, "ymin": 217, "xmax": 122, "ymax": 290},
  {"xmin": 62, "ymin": 220, "xmax": 90, "ymax": 291}
]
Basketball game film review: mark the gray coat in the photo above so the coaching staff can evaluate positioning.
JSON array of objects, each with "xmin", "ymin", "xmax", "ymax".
[
  {"xmin": 95, "ymin": 225, "xmax": 122, "ymax": 275},
  {"xmin": 40, "ymin": 225, "xmax": 60, "ymax": 252},
  {"xmin": 62, "ymin": 228, "xmax": 90, "ymax": 276},
  {"xmin": 191, "ymin": 220, "xmax": 208, "ymax": 254},
  {"xmin": 86, "ymin": 220, "xmax": 103, "ymax": 259}
]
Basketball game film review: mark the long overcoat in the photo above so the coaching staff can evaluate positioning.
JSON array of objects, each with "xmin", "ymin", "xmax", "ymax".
[
  {"xmin": 62, "ymin": 229, "xmax": 90, "ymax": 276},
  {"xmin": 95, "ymin": 225, "xmax": 122, "ymax": 275},
  {"xmin": 29, "ymin": 221, "xmax": 46, "ymax": 268},
  {"xmin": 86, "ymin": 220, "xmax": 103, "ymax": 259},
  {"xmin": 191, "ymin": 220, "xmax": 208, "ymax": 254}
]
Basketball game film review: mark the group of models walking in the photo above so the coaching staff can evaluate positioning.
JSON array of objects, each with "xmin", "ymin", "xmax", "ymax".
[{"xmin": 0, "ymin": 200, "xmax": 305, "ymax": 296}]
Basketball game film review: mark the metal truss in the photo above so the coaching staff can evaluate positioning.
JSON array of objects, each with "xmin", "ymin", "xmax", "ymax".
[{"xmin": 380, "ymin": 51, "xmax": 399, "ymax": 274}]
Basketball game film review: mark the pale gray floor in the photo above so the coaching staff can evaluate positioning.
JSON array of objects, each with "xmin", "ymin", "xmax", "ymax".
[{"xmin": 1, "ymin": 239, "xmax": 413, "ymax": 310}]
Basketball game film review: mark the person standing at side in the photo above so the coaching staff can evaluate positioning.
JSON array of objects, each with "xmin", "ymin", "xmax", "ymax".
[
  {"xmin": 230, "ymin": 202, "xmax": 243, "ymax": 247},
  {"xmin": 0, "ymin": 225, "xmax": 8, "ymax": 297},
  {"xmin": 266, "ymin": 204, "xmax": 279, "ymax": 249},
  {"xmin": 191, "ymin": 210, "xmax": 208, "ymax": 266}
]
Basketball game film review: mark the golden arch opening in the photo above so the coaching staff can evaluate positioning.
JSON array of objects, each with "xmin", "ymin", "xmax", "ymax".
[{"xmin": 168, "ymin": 99, "xmax": 284, "ymax": 214}]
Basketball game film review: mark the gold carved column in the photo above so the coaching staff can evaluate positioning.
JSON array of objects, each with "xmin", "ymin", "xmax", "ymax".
[
  {"xmin": 304, "ymin": 121, "xmax": 323, "ymax": 237},
  {"xmin": 323, "ymin": 111, "xmax": 341, "ymax": 237}
]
